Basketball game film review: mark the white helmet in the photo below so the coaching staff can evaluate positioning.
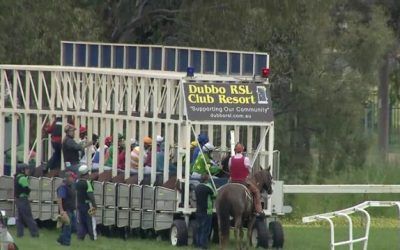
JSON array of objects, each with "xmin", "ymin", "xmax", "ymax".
[
  {"xmin": 202, "ymin": 142, "xmax": 215, "ymax": 152},
  {"xmin": 156, "ymin": 135, "xmax": 164, "ymax": 143},
  {"xmin": 78, "ymin": 165, "xmax": 89, "ymax": 175}
]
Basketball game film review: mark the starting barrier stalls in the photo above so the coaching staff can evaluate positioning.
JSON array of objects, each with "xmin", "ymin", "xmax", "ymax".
[
  {"xmin": 0, "ymin": 43, "xmax": 285, "ymax": 245},
  {"xmin": 0, "ymin": 175, "xmax": 179, "ymax": 231}
]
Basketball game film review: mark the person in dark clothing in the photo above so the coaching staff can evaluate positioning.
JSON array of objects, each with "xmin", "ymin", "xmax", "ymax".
[
  {"xmin": 14, "ymin": 163, "xmax": 39, "ymax": 238},
  {"xmin": 63, "ymin": 124, "xmax": 91, "ymax": 174},
  {"xmin": 44, "ymin": 116, "xmax": 62, "ymax": 170},
  {"xmin": 75, "ymin": 165, "xmax": 97, "ymax": 241},
  {"xmin": 195, "ymin": 174, "xmax": 216, "ymax": 249},
  {"xmin": 56, "ymin": 171, "xmax": 77, "ymax": 246}
]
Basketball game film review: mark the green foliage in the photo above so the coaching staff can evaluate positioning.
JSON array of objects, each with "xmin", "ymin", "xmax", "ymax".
[
  {"xmin": 175, "ymin": 1, "xmax": 395, "ymax": 182},
  {"xmin": 0, "ymin": 0, "xmax": 103, "ymax": 65},
  {"xmin": 0, "ymin": 0, "xmax": 398, "ymax": 184}
]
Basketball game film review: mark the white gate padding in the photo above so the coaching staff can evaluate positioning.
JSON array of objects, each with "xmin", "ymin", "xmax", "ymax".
[{"xmin": 302, "ymin": 201, "xmax": 400, "ymax": 250}]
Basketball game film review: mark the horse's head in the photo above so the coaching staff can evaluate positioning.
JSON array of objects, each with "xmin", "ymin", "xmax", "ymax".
[{"xmin": 254, "ymin": 167, "xmax": 273, "ymax": 194}]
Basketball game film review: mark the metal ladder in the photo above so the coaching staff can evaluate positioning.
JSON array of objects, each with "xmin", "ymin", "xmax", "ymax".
[{"xmin": 302, "ymin": 201, "xmax": 400, "ymax": 250}]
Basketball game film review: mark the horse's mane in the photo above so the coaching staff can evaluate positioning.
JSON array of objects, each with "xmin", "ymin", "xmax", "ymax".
[{"xmin": 251, "ymin": 169, "xmax": 272, "ymax": 190}]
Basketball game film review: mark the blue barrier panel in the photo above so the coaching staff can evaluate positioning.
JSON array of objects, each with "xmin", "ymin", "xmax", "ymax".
[
  {"xmin": 165, "ymin": 48, "xmax": 176, "ymax": 71},
  {"xmin": 126, "ymin": 46, "xmax": 137, "ymax": 69},
  {"xmin": 62, "ymin": 43, "xmax": 73, "ymax": 66},
  {"xmin": 203, "ymin": 51, "xmax": 214, "ymax": 74},
  {"xmin": 178, "ymin": 49, "xmax": 188, "ymax": 72},
  {"xmin": 151, "ymin": 47, "xmax": 162, "ymax": 70},
  {"xmin": 230, "ymin": 53, "xmax": 240, "ymax": 74},
  {"xmin": 256, "ymin": 54, "xmax": 268, "ymax": 74},
  {"xmin": 190, "ymin": 50, "xmax": 201, "ymax": 72},
  {"xmin": 101, "ymin": 45, "xmax": 111, "ymax": 68},
  {"xmin": 243, "ymin": 54, "xmax": 254, "ymax": 75},
  {"xmin": 113, "ymin": 46, "xmax": 124, "ymax": 68},
  {"xmin": 88, "ymin": 44, "xmax": 99, "ymax": 67},
  {"xmin": 76, "ymin": 44, "xmax": 86, "ymax": 67},
  {"xmin": 217, "ymin": 52, "xmax": 227, "ymax": 74},
  {"xmin": 139, "ymin": 47, "xmax": 149, "ymax": 69}
]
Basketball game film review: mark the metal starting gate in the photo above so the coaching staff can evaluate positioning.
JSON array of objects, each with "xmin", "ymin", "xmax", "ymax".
[
  {"xmin": 2, "ymin": 41, "xmax": 400, "ymax": 248},
  {"xmin": 0, "ymin": 42, "xmax": 287, "ymax": 247}
]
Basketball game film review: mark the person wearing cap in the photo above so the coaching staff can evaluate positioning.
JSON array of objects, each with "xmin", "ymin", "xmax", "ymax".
[
  {"xmin": 189, "ymin": 141, "xmax": 198, "ymax": 163},
  {"xmin": 79, "ymin": 126, "xmax": 88, "ymax": 141},
  {"xmin": 80, "ymin": 134, "xmax": 98, "ymax": 166},
  {"xmin": 92, "ymin": 136, "xmax": 113, "ymax": 171},
  {"xmin": 105, "ymin": 133, "xmax": 125, "ymax": 169},
  {"xmin": 44, "ymin": 116, "xmax": 63, "ymax": 170},
  {"xmin": 14, "ymin": 163, "xmax": 39, "ymax": 238},
  {"xmin": 75, "ymin": 165, "xmax": 97, "ymax": 241},
  {"xmin": 63, "ymin": 124, "xmax": 92, "ymax": 174},
  {"xmin": 130, "ymin": 146, "xmax": 140, "ymax": 174},
  {"xmin": 229, "ymin": 143, "xmax": 263, "ymax": 217},
  {"xmin": 191, "ymin": 142, "xmax": 221, "ymax": 179},
  {"xmin": 195, "ymin": 174, "xmax": 216, "ymax": 249},
  {"xmin": 56, "ymin": 172, "xmax": 77, "ymax": 246},
  {"xmin": 191, "ymin": 133, "xmax": 209, "ymax": 165},
  {"xmin": 143, "ymin": 136, "xmax": 153, "ymax": 173},
  {"xmin": 156, "ymin": 135, "xmax": 164, "ymax": 153}
]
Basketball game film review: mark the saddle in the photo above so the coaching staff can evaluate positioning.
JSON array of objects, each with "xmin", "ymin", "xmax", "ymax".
[{"xmin": 228, "ymin": 182, "xmax": 253, "ymax": 201}]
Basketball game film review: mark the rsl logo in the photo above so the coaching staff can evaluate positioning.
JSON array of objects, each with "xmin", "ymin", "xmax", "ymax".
[{"xmin": 256, "ymin": 86, "xmax": 269, "ymax": 104}]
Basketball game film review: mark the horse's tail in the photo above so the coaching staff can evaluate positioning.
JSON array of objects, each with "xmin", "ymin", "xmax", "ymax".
[{"xmin": 216, "ymin": 191, "xmax": 230, "ymax": 249}]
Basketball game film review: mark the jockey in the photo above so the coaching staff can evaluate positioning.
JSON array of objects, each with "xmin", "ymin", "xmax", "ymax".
[
  {"xmin": 191, "ymin": 133, "xmax": 209, "ymax": 164},
  {"xmin": 191, "ymin": 142, "xmax": 221, "ymax": 179},
  {"xmin": 229, "ymin": 143, "xmax": 263, "ymax": 217}
]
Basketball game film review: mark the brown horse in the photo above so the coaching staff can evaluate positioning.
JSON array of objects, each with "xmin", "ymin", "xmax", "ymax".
[{"xmin": 216, "ymin": 168, "xmax": 273, "ymax": 250}]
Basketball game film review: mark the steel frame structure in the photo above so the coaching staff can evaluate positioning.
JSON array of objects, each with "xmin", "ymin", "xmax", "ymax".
[
  {"xmin": 0, "ymin": 64, "xmax": 276, "ymax": 216},
  {"xmin": 302, "ymin": 201, "xmax": 400, "ymax": 250},
  {"xmin": 60, "ymin": 41, "xmax": 270, "ymax": 77}
]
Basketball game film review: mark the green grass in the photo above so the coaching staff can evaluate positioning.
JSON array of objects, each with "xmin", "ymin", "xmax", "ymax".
[{"xmin": 8, "ymin": 223, "xmax": 399, "ymax": 250}]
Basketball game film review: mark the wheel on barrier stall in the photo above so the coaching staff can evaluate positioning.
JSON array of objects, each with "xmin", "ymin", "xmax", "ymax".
[
  {"xmin": 269, "ymin": 221, "xmax": 284, "ymax": 248},
  {"xmin": 170, "ymin": 219, "xmax": 188, "ymax": 246},
  {"xmin": 251, "ymin": 219, "xmax": 269, "ymax": 249}
]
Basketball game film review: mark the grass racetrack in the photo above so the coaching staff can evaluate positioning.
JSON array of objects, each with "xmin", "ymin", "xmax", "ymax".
[{"xmin": 9, "ymin": 222, "xmax": 399, "ymax": 249}]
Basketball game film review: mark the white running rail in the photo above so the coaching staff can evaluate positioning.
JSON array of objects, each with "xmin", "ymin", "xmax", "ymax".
[{"xmin": 302, "ymin": 201, "xmax": 400, "ymax": 250}]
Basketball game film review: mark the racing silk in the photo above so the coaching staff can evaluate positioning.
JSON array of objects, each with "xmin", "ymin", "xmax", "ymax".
[
  {"xmin": 76, "ymin": 179, "xmax": 96, "ymax": 208},
  {"xmin": 195, "ymin": 182, "xmax": 216, "ymax": 215},
  {"xmin": 191, "ymin": 152, "xmax": 220, "ymax": 175},
  {"xmin": 45, "ymin": 118, "xmax": 63, "ymax": 143},
  {"xmin": 105, "ymin": 145, "xmax": 114, "ymax": 166},
  {"xmin": 14, "ymin": 173, "xmax": 31, "ymax": 198},
  {"xmin": 230, "ymin": 155, "xmax": 249, "ymax": 182}
]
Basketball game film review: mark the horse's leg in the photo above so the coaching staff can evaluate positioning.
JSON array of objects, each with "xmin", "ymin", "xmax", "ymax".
[
  {"xmin": 247, "ymin": 217, "xmax": 256, "ymax": 249},
  {"xmin": 239, "ymin": 224, "xmax": 245, "ymax": 250},
  {"xmin": 218, "ymin": 215, "xmax": 227, "ymax": 250},
  {"xmin": 234, "ymin": 216, "xmax": 242, "ymax": 250}
]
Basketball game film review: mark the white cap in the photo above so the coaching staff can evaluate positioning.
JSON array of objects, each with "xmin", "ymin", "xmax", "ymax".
[
  {"xmin": 156, "ymin": 135, "xmax": 164, "ymax": 143},
  {"xmin": 202, "ymin": 142, "xmax": 215, "ymax": 152},
  {"xmin": 78, "ymin": 165, "xmax": 89, "ymax": 175},
  {"xmin": 130, "ymin": 138, "xmax": 137, "ymax": 145}
]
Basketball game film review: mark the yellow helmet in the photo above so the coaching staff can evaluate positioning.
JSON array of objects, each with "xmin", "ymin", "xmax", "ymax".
[{"xmin": 190, "ymin": 141, "xmax": 198, "ymax": 149}]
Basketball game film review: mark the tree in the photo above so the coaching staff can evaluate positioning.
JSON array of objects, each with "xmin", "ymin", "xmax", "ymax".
[
  {"xmin": 174, "ymin": 0, "xmax": 394, "ymax": 182},
  {"xmin": 0, "ymin": 0, "xmax": 103, "ymax": 65},
  {"xmin": 100, "ymin": 0, "xmax": 183, "ymax": 43}
]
